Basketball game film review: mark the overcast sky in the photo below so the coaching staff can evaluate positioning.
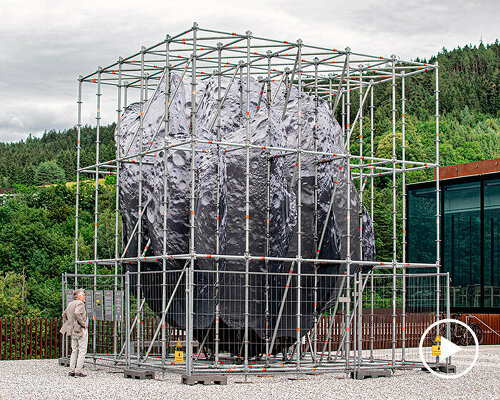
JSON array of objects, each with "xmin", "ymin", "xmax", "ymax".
[{"xmin": 0, "ymin": 0, "xmax": 498, "ymax": 143}]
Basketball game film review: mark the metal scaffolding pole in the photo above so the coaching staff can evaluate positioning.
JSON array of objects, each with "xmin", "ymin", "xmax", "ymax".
[
  {"xmin": 344, "ymin": 47, "xmax": 351, "ymax": 371},
  {"xmin": 391, "ymin": 55, "xmax": 397, "ymax": 367},
  {"xmin": 435, "ymin": 61, "xmax": 441, "ymax": 351},
  {"xmin": 264, "ymin": 50, "xmax": 272, "ymax": 366},
  {"xmin": 313, "ymin": 57, "xmax": 319, "ymax": 364},
  {"xmin": 244, "ymin": 30, "xmax": 252, "ymax": 375},
  {"xmin": 401, "ymin": 71, "xmax": 407, "ymax": 362},
  {"xmin": 136, "ymin": 47, "xmax": 146, "ymax": 362},
  {"xmin": 214, "ymin": 41, "xmax": 223, "ymax": 366},
  {"xmin": 113, "ymin": 57, "xmax": 123, "ymax": 361},
  {"xmin": 161, "ymin": 35, "xmax": 171, "ymax": 369},
  {"xmin": 74, "ymin": 77, "xmax": 83, "ymax": 287},
  {"xmin": 186, "ymin": 22, "xmax": 198, "ymax": 376},
  {"xmin": 92, "ymin": 67, "xmax": 102, "ymax": 366},
  {"xmin": 369, "ymin": 78, "xmax": 375, "ymax": 362},
  {"xmin": 357, "ymin": 65, "xmax": 364, "ymax": 369},
  {"xmin": 296, "ymin": 39, "xmax": 303, "ymax": 371}
]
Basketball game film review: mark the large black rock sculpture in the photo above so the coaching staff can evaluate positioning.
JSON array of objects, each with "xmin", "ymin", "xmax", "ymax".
[{"xmin": 116, "ymin": 73, "xmax": 375, "ymax": 356}]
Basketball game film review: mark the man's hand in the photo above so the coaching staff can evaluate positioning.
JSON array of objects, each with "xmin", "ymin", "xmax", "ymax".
[{"xmin": 83, "ymin": 324, "xmax": 87, "ymax": 330}]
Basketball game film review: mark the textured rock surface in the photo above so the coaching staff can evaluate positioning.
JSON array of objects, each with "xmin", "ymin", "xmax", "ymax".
[{"xmin": 116, "ymin": 72, "xmax": 375, "ymax": 354}]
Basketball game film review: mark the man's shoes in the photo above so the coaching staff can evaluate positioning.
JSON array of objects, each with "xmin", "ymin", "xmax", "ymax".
[
  {"xmin": 68, "ymin": 371, "xmax": 75, "ymax": 377},
  {"xmin": 74, "ymin": 372, "xmax": 87, "ymax": 377}
]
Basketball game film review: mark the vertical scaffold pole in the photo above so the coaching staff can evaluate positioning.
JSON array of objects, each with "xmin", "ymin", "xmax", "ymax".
[
  {"xmin": 161, "ymin": 35, "xmax": 171, "ymax": 369},
  {"xmin": 136, "ymin": 47, "xmax": 146, "ymax": 362},
  {"xmin": 244, "ymin": 30, "xmax": 252, "ymax": 375},
  {"xmin": 357, "ymin": 66, "xmax": 364, "ymax": 368},
  {"xmin": 296, "ymin": 39, "xmax": 303, "ymax": 371},
  {"xmin": 401, "ymin": 71, "xmax": 407, "ymax": 362},
  {"xmin": 114, "ymin": 57, "xmax": 123, "ymax": 361},
  {"xmin": 313, "ymin": 57, "xmax": 319, "ymax": 364},
  {"xmin": 214, "ymin": 41, "xmax": 223, "ymax": 366},
  {"xmin": 186, "ymin": 22, "xmax": 198, "ymax": 376},
  {"xmin": 74, "ymin": 76, "xmax": 83, "ymax": 288},
  {"xmin": 93, "ymin": 67, "xmax": 102, "ymax": 364},
  {"xmin": 369, "ymin": 79, "xmax": 375, "ymax": 362},
  {"xmin": 341, "ymin": 89, "xmax": 346, "ymax": 136},
  {"xmin": 344, "ymin": 47, "xmax": 351, "ymax": 371},
  {"xmin": 341, "ymin": 84, "xmax": 346, "ymax": 361},
  {"xmin": 435, "ymin": 61, "xmax": 441, "ymax": 336},
  {"xmin": 264, "ymin": 50, "xmax": 273, "ymax": 365},
  {"xmin": 391, "ymin": 55, "xmax": 397, "ymax": 367}
]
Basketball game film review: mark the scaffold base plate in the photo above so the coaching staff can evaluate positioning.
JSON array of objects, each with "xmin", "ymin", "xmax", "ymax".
[
  {"xmin": 181, "ymin": 374, "xmax": 228, "ymax": 385},
  {"xmin": 351, "ymin": 369, "xmax": 392, "ymax": 379},
  {"xmin": 422, "ymin": 364, "xmax": 457, "ymax": 374},
  {"xmin": 124, "ymin": 369, "xmax": 155, "ymax": 380}
]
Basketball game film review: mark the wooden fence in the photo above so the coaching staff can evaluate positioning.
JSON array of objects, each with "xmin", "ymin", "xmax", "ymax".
[
  {"xmin": 0, "ymin": 317, "xmax": 63, "ymax": 360},
  {"xmin": 1, "ymin": 313, "xmax": 498, "ymax": 361}
]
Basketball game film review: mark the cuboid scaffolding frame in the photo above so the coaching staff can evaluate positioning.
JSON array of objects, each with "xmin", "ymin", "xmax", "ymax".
[{"xmin": 69, "ymin": 23, "xmax": 448, "ymax": 377}]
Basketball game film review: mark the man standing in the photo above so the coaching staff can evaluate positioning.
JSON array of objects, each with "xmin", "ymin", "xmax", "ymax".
[{"xmin": 60, "ymin": 289, "xmax": 88, "ymax": 377}]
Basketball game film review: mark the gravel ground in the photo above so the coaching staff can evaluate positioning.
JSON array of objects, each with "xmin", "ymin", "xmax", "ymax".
[{"xmin": 0, "ymin": 346, "xmax": 498, "ymax": 400}]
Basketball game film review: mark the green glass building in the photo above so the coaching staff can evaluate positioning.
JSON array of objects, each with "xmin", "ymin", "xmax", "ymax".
[{"xmin": 408, "ymin": 165, "xmax": 500, "ymax": 312}]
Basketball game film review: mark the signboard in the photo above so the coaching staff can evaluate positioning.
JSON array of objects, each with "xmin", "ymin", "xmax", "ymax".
[
  {"xmin": 175, "ymin": 351, "xmax": 184, "ymax": 363},
  {"xmin": 432, "ymin": 345, "xmax": 441, "ymax": 356},
  {"xmin": 114, "ymin": 290, "xmax": 123, "ymax": 322},
  {"xmin": 65, "ymin": 289, "xmax": 73, "ymax": 308},
  {"xmin": 85, "ymin": 290, "xmax": 93, "ymax": 319},
  {"xmin": 94, "ymin": 290, "xmax": 104, "ymax": 321},
  {"xmin": 104, "ymin": 290, "xmax": 114, "ymax": 321}
]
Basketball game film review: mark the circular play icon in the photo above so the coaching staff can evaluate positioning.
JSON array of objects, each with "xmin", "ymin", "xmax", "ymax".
[{"xmin": 419, "ymin": 318, "xmax": 479, "ymax": 379}]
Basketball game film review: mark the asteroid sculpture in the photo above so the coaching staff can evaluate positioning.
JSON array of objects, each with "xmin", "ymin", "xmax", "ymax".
[{"xmin": 116, "ymin": 72, "xmax": 375, "ymax": 356}]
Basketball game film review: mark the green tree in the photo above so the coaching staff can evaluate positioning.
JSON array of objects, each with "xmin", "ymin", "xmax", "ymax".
[{"xmin": 34, "ymin": 161, "xmax": 66, "ymax": 185}]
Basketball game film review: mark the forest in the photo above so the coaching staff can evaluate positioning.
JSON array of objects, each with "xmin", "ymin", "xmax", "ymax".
[{"xmin": 0, "ymin": 41, "xmax": 499, "ymax": 317}]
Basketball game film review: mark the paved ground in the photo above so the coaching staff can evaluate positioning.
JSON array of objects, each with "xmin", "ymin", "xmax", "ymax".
[{"xmin": 0, "ymin": 346, "xmax": 499, "ymax": 400}]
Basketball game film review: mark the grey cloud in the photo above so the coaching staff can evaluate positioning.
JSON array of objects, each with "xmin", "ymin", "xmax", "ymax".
[{"xmin": 0, "ymin": 1, "xmax": 498, "ymax": 142}]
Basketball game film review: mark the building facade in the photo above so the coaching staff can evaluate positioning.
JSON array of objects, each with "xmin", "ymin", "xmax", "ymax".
[{"xmin": 408, "ymin": 159, "xmax": 500, "ymax": 312}]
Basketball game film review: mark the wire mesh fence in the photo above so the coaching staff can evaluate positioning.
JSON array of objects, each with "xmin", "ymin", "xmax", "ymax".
[{"xmin": 61, "ymin": 269, "xmax": 450, "ymax": 374}]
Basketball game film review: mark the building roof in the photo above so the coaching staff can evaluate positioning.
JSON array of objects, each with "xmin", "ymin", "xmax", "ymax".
[{"xmin": 436, "ymin": 158, "xmax": 500, "ymax": 180}]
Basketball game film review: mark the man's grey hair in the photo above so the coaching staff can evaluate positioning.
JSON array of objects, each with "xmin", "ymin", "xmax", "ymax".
[{"xmin": 73, "ymin": 289, "xmax": 85, "ymax": 300}]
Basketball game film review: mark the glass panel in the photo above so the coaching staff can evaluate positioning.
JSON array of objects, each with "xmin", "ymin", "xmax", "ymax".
[
  {"xmin": 443, "ymin": 182, "xmax": 481, "ymax": 308},
  {"xmin": 408, "ymin": 187, "xmax": 437, "ymax": 264},
  {"xmin": 407, "ymin": 187, "xmax": 437, "ymax": 311},
  {"xmin": 484, "ymin": 179, "xmax": 500, "ymax": 308}
]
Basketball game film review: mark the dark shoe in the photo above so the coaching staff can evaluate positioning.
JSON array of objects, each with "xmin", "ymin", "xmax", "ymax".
[
  {"xmin": 74, "ymin": 372, "xmax": 87, "ymax": 377},
  {"xmin": 68, "ymin": 371, "xmax": 75, "ymax": 377}
]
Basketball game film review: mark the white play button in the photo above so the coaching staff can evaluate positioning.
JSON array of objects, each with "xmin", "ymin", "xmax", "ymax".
[
  {"xmin": 440, "ymin": 336, "xmax": 462, "ymax": 359},
  {"xmin": 419, "ymin": 318, "xmax": 479, "ymax": 379}
]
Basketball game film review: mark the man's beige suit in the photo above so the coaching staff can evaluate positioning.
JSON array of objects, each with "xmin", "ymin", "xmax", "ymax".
[{"xmin": 60, "ymin": 299, "xmax": 88, "ymax": 373}]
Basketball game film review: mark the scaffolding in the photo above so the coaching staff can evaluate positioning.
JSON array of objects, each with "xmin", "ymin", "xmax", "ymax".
[{"xmin": 68, "ymin": 23, "xmax": 448, "ymax": 378}]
